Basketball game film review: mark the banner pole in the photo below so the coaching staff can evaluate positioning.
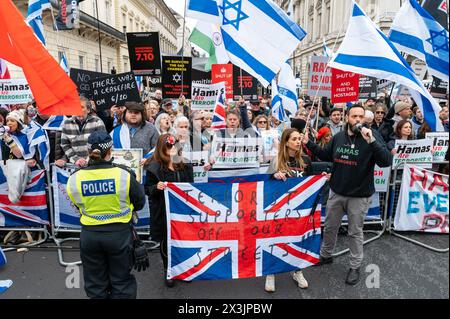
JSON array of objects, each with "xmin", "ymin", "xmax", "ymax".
[{"xmin": 180, "ymin": 0, "xmax": 188, "ymax": 98}]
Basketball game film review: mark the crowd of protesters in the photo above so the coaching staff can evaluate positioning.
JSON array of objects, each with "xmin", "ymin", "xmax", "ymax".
[{"xmin": 0, "ymin": 87, "xmax": 448, "ymax": 295}]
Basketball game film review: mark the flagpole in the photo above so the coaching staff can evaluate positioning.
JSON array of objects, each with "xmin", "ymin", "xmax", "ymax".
[
  {"xmin": 180, "ymin": 0, "xmax": 188, "ymax": 98},
  {"xmin": 95, "ymin": 0, "xmax": 103, "ymax": 73}
]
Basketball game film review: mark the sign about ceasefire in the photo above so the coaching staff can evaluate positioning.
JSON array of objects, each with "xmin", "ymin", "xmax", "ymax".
[
  {"xmin": 394, "ymin": 165, "xmax": 448, "ymax": 233},
  {"xmin": 331, "ymin": 69, "xmax": 360, "ymax": 103},
  {"xmin": 191, "ymin": 82, "xmax": 226, "ymax": 111}
]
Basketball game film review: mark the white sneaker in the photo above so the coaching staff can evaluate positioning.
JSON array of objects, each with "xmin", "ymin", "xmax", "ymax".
[
  {"xmin": 265, "ymin": 274, "xmax": 276, "ymax": 293},
  {"xmin": 292, "ymin": 270, "xmax": 308, "ymax": 289}
]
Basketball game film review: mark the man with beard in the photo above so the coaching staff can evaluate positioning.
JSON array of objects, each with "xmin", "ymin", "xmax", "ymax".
[{"xmin": 303, "ymin": 105, "xmax": 392, "ymax": 286}]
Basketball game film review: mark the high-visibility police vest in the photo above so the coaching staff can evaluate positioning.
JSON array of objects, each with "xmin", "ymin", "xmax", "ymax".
[{"xmin": 66, "ymin": 166, "xmax": 134, "ymax": 226}]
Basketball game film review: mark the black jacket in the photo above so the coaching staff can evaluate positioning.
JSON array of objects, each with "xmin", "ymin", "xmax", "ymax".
[
  {"xmin": 145, "ymin": 161, "xmax": 194, "ymax": 242},
  {"xmin": 306, "ymin": 128, "xmax": 392, "ymax": 198}
]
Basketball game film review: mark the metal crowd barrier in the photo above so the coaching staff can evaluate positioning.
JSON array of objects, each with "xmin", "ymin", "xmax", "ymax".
[
  {"xmin": 0, "ymin": 168, "xmax": 51, "ymax": 252},
  {"xmin": 49, "ymin": 164, "xmax": 159, "ymax": 267},
  {"xmin": 387, "ymin": 161, "xmax": 449, "ymax": 253}
]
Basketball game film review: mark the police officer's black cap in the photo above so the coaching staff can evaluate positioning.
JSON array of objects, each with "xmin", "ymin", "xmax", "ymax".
[
  {"xmin": 88, "ymin": 131, "xmax": 113, "ymax": 152},
  {"xmin": 291, "ymin": 119, "xmax": 307, "ymax": 133},
  {"xmin": 125, "ymin": 101, "xmax": 144, "ymax": 112}
]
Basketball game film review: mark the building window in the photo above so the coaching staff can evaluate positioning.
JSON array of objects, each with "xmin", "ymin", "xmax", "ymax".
[
  {"xmin": 58, "ymin": 51, "xmax": 65, "ymax": 63},
  {"xmin": 129, "ymin": 18, "xmax": 133, "ymax": 31},
  {"xmin": 79, "ymin": 55, "xmax": 84, "ymax": 69},
  {"xmin": 107, "ymin": 60, "xmax": 112, "ymax": 73},
  {"xmin": 92, "ymin": 1, "xmax": 97, "ymax": 17},
  {"xmin": 105, "ymin": 1, "xmax": 111, "ymax": 24},
  {"xmin": 95, "ymin": 57, "xmax": 100, "ymax": 72},
  {"xmin": 123, "ymin": 56, "xmax": 129, "ymax": 72}
]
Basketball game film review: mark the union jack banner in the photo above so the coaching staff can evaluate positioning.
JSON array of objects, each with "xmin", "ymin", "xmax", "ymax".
[
  {"xmin": 165, "ymin": 175, "xmax": 326, "ymax": 281},
  {"xmin": 211, "ymin": 89, "xmax": 227, "ymax": 130},
  {"xmin": 0, "ymin": 168, "xmax": 49, "ymax": 227}
]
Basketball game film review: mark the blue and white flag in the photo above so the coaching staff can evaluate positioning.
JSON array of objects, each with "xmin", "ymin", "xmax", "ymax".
[
  {"xmin": 271, "ymin": 79, "xmax": 289, "ymax": 122},
  {"xmin": 323, "ymin": 39, "xmax": 335, "ymax": 58},
  {"xmin": 42, "ymin": 115, "xmax": 66, "ymax": 131},
  {"xmin": 329, "ymin": 1, "xmax": 444, "ymax": 132},
  {"xmin": 26, "ymin": 121, "xmax": 50, "ymax": 170},
  {"xmin": 389, "ymin": 0, "xmax": 449, "ymax": 82},
  {"xmin": 187, "ymin": 0, "xmax": 221, "ymax": 24},
  {"xmin": 0, "ymin": 247, "xmax": 6, "ymax": 266},
  {"xmin": 187, "ymin": 0, "xmax": 307, "ymax": 87},
  {"xmin": 59, "ymin": 52, "xmax": 69, "ymax": 75},
  {"xmin": 27, "ymin": 0, "xmax": 51, "ymax": 45},
  {"xmin": 276, "ymin": 62, "xmax": 298, "ymax": 116}
]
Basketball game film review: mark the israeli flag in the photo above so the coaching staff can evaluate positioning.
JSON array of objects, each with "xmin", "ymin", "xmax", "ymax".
[
  {"xmin": 26, "ymin": 121, "xmax": 50, "ymax": 170},
  {"xmin": 389, "ymin": 0, "xmax": 449, "ymax": 82},
  {"xmin": 271, "ymin": 79, "xmax": 289, "ymax": 122},
  {"xmin": 187, "ymin": 0, "xmax": 307, "ymax": 87},
  {"xmin": 0, "ymin": 247, "xmax": 6, "ymax": 266},
  {"xmin": 329, "ymin": 1, "xmax": 444, "ymax": 132},
  {"xmin": 59, "ymin": 53, "xmax": 69, "ymax": 75},
  {"xmin": 275, "ymin": 62, "xmax": 298, "ymax": 116},
  {"xmin": 26, "ymin": 0, "xmax": 51, "ymax": 45},
  {"xmin": 323, "ymin": 39, "xmax": 335, "ymax": 58}
]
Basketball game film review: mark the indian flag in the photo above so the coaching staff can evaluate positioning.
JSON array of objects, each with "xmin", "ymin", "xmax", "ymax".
[{"xmin": 189, "ymin": 21, "xmax": 229, "ymax": 71}]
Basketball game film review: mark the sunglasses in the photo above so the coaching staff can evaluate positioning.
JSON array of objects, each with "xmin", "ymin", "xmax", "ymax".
[{"xmin": 258, "ymin": 121, "xmax": 268, "ymax": 124}]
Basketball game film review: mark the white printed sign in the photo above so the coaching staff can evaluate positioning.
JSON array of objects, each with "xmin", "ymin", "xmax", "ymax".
[
  {"xmin": 211, "ymin": 137, "xmax": 262, "ymax": 169},
  {"xmin": 426, "ymin": 132, "xmax": 449, "ymax": 162},
  {"xmin": 394, "ymin": 165, "xmax": 448, "ymax": 233},
  {"xmin": 261, "ymin": 130, "xmax": 279, "ymax": 162},
  {"xmin": 191, "ymin": 82, "xmax": 226, "ymax": 111},
  {"xmin": 0, "ymin": 79, "xmax": 33, "ymax": 104},
  {"xmin": 393, "ymin": 139, "xmax": 433, "ymax": 169},
  {"xmin": 183, "ymin": 151, "xmax": 209, "ymax": 183},
  {"xmin": 374, "ymin": 165, "xmax": 390, "ymax": 193}
]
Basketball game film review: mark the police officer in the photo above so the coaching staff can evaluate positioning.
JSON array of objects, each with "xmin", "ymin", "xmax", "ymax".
[{"xmin": 67, "ymin": 131, "xmax": 146, "ymax": 299}]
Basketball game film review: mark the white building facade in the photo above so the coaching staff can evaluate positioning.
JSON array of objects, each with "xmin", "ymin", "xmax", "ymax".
[{"xmin": 8, "ymin": 0, "xmax": 179, "ymax": 77}]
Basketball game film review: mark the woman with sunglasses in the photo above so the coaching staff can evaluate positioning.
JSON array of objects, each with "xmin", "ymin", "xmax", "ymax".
[{"xmin": 145, "ymin": 134, "xmax": 194, "ymax": 288}]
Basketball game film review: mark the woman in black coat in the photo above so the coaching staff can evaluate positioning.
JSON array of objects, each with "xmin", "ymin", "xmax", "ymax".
[{"xmin": 145, "ymin": 133, "xmax": 193, "ymax": 287}]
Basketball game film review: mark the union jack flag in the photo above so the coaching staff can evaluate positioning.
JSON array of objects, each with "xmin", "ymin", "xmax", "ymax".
[
  {"xmin": 0, "ymin": 168, "xmax": 49, "ymax": 227},
  {"xmin": 211, "ymin": 89, "xmax": 227, "ymax": 130},
  {"xmin": 165, "ymin": 175, "xmax": 326, "ymax": 281}
]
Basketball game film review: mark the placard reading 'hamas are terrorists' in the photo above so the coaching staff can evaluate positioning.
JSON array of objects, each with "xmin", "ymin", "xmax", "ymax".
[
  {"xmin": 162, "ymin": 56, "xmax": 192, "ymax": 99},
  {"xmin": 89, "ymin": 72, "xmax": 141, "ymax": 111}
]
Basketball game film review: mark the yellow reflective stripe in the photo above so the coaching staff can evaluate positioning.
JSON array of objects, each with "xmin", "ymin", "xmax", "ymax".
[
  {"xmin": 119, "ymin": 168, "xmax": 129, "ymax": 212},
  {"xmin": 69, "ymin": 173, "xmax": 88, "ymax": 216}
]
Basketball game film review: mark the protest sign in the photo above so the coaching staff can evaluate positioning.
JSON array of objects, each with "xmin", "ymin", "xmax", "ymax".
[
  {"xmin": 331, "ymin": 68, "xmax": 360, "ymax": 103},
  {"xmin": 191, "ymin": 82, "xmax": 226, "ymax": 111},
  {"xmin": 430, "ymin": 76, "xmax": 449, "ymax": 99},
  {"xmin": 426, "ymin": 132, "xmax": 449, "ymax": 162},
  {"xmin": 69, "ymin": 68, "xmax": 108, "ymax": 97},
  {"xmin": 54, "ymin": 0, "xmax": 81, "ymax": 30},
  {"xmin": 183, "ymin": 151, "xmax": 210, "ymax": 183},
  {"xmin": 162, "ymin": 56, "xmax": 192, "ymax": 98},
  {"xmin": 89, "ymin": 72, "xmax": 141, "ymax": 111},
  {"xmin": 260, "ymin": 130, "xmax": 279, "ymax": 163},
  {"xmin": 111, "ymin": 149, "xmax": 143, "ymax": 183},
  {"xmin": 0, "ymin": 79, "xmax": 33, "ymax": 104},
  {"xmin": 374, "ymin": 165, "xmax": 391, "ymax": 193},
  {"xmin": 359, "ymin": 76, "xmax": 377, "ymax": 99},
  {"xmin": 233, "ymin": 65, "xmax": 258, "ymax": 100},
  {"xmin": 211, "ymin": 137, "xmax": 262, "ymax": 169},
  {"xmin": 394, "ymin": 165, "xmax": 448, "ymax": 233},
  {"xmin": 308, "ymin": 56, "xmax": 332, "ymax": 98},
  {"xmin": 211, "ymin": 64, "xmax": 233, "ymax": 99},
  {"xmin": 165, "ymin": 175, "xmax": 327, "ymax": 280},
  {"xmin": 192, "ymin": 68, "xmax": 212, "ymax": 85},
  {"xmin": 393, "ymin": 139, "xmax": 433, "ymax": 169},
  {"xmin": 126, "ymin": 32, "xmax": 161, "ymax": 76}
]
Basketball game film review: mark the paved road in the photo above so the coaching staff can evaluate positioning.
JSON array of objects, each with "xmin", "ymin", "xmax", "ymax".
[{"xmin": 0, "ymin": 232, "xmax": 448, "ymax": 299}]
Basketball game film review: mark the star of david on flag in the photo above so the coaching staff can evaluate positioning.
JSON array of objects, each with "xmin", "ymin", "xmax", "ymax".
[{"xmin": 186, "ymin": 0, "xmax": 307, "ymax": 87}]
